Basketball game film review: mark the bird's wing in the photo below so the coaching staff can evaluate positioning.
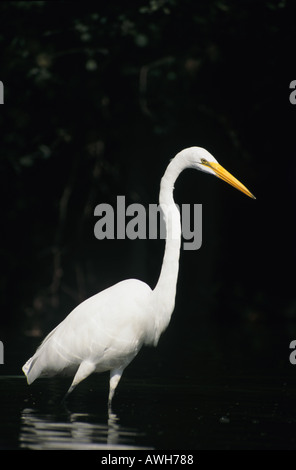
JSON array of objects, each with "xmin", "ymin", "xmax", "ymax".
[{"xmin": 23, "ymin": 279, "xmax": 153, "ymax": 383}]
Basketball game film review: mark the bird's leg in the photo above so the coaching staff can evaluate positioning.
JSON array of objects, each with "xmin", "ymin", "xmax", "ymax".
[
  {"xmin": 108, "ymin": 367, "xmax": 124, "ymax": 411},
  {"xmin": 63, "ymin": 361, "xmax": 96, "ymax": 401},
  {"xmin": 62, "ymin": 384, "xmax": 76, "ymax": 403}
]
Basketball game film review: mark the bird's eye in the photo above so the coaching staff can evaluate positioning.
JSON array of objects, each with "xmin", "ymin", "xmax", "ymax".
[{"xmin": 201, "ymin": 158, "xmax": 209, "ymax": 165}]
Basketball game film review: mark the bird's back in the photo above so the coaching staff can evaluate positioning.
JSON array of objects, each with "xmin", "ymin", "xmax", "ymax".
[{"xmin": 23, "ymin": 279, "xmax": 153, "ymax": 384}]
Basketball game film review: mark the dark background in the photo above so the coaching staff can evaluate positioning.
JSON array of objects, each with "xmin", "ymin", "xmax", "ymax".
[{"xmin": 0, "ymin": 0, "xmax": 296, "ymax": 363}]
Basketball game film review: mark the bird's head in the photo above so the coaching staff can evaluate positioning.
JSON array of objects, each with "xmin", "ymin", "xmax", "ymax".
[{"xmin": 181, "ymin": 147, "xmax": 255, "ymax": 199}]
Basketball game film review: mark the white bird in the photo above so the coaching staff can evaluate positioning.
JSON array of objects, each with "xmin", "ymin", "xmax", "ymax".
[{"xmin": 23, "ymin": 147, "xmax": 255, "ymax": 408}]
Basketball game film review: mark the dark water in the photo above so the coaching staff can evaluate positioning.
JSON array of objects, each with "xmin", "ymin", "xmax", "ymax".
[{"xmin": 1, "ymin": 322, "xmax": 296, "ymax": 450}]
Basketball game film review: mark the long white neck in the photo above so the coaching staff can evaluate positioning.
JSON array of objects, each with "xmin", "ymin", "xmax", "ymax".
[{"xmin": 152, "ymin": 153, "xmax": 185, "ymax": 336}]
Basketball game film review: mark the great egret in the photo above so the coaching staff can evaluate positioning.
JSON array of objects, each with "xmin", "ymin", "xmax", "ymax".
[{"xmin": 23, "ymin": 147, "xmax": 255, "ymax": 407}]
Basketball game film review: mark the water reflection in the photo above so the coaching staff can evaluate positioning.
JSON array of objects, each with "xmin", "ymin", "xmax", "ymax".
[{"xmin": 19, "ymin": 408, "xmax": 149, "ymax": 450}]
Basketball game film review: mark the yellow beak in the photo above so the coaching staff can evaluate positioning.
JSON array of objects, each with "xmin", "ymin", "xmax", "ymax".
[{"xmin": 206, "ymin": 162, "xmax": 256, "ymax": 199}]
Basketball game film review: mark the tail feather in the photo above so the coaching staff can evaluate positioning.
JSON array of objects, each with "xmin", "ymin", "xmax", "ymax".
[
  {"xmin": 22, "ymin": 356, "xmax": 39, "ymax": 384},
  {"xmin": 22, "ymin": 324, "xmax": 61, "ymax": 385},
  {"xmin": 22, "ymin": 357, "xmax": 34, "ymax": 384}
]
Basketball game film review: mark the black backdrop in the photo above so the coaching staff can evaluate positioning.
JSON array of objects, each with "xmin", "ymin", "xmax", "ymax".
[{"xmin": 1, "ymin": 1, "xmax": 296, "ymax": 345}]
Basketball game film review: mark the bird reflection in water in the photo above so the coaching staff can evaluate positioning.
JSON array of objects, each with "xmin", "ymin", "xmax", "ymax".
[{"xmin": 19, "ymin": 407, "xmax": 147, "ymax": 450}]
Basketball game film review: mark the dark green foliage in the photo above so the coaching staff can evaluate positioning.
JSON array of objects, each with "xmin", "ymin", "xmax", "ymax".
[{"xmin": 0, "ymin": 1, "xmax": 295, "ymax": 332}]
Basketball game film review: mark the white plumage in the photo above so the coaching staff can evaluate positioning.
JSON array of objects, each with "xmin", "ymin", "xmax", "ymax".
[
  {"xmin": 23, "ymin": 147, "xmax": 254, "ymax": 407},
  {"xmin": 23, "ymin": 280, "xmax": 156, "ymax": 404}
]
